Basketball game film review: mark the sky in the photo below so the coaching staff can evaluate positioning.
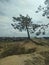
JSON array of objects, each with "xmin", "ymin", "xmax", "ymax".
[{"xmin": 0, "ymin": 0, "xmax": 49, "ymax": 37}]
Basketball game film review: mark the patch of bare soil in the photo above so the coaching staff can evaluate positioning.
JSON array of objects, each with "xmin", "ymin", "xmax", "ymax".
[{"xmin": 0, "ymin": 39, "xmax": 49, "ymax": 65}]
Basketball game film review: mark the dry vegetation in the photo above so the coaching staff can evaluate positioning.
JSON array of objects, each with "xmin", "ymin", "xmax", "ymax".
[{"xmin": 0, "ymin": 38, "xmax": 49, "ymax": 65}]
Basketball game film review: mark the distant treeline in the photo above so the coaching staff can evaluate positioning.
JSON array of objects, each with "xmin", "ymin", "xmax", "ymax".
[
  {"xmin": 0, "ymin": 37, "xmax": 49, "ymax": 41},
  {"xmin": 43, "ymin": 37, "xmax": 49, "ymax": 39},
  {"xmin": 0, "ymin": 37, "xmax": 28, "ymax": 41}
]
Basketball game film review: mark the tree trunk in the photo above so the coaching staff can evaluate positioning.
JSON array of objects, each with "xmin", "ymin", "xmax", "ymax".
[{"xmin": 26, "ymin": 25, "xmax": 30, "ymax": 39}]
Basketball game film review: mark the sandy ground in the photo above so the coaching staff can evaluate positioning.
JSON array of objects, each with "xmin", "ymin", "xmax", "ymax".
[
  {"xmin": 0, "ymin": 54, "xmax": 32, "ymax": 65},
  {"xmin": 0, "ymin": 46, "xmax": 49, "ymax": 65},
  {"xmin": 0, "ymin": 39, "xmax": 49, "ymax": 65}
]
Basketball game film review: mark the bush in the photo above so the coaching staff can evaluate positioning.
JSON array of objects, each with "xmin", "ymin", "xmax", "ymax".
[
  {"xmin": 0, "ymin": 44, "xmax": 36, "ymax": 58},
  {"xmin": 0, "ymin": 46, "xmax": 18, "ymax": 58},
  {"xmin": 24, "ymin": 54, "xmax": 45, "ymax": 65},
  {"xmin": 39, "ymin": 51, "xmax": 49, "ymax": 65},
  {"xmin": 0, "ymin": 45, "xmax": 26, "ymax": 58}
]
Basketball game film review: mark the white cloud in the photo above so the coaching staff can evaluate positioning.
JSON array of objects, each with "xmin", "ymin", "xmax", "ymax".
[
  {"xmin": 0, "ymin": 16, "xmax": 28, "ymax": 37},
  {"xmin": 0, "ymin": 0, "xmax": 49, "ymax": 37}
]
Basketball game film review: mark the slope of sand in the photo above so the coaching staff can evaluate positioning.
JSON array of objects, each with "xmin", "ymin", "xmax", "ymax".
[
  {"xmin": 0, "ymin": 39, "xmax": 49, "ymax": 65},
  {"xmin": 0, "ymin": 54, "xmax": 32, "ymax": 65},
  {"xmin": 0, "ymin": 46, "xmax": 49, "ymax": 65}
]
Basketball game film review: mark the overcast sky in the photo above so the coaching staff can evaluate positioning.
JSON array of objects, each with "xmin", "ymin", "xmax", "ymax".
[{"xmin": 0, "ymin": 0, "xmax": 49, "ymax": 37}]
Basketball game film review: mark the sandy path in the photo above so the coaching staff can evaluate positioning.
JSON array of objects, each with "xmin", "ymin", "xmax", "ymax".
[{"xmin": 0, "ymin": 54, "xmax": 32, "ymax": 65}]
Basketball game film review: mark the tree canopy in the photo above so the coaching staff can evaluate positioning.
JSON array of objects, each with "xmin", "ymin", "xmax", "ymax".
[
  {"xmin": 36, "ymin": 0, "xmax": 49, "ymax": 18},
  {"xmin": 11, "ymin": 14, "xmax": 49, "ymax": 39}
]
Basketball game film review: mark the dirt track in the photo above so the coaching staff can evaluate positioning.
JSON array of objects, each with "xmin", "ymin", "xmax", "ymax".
[{"xmin": 0, "ymin": 54, "xmax": 32, "ymax": 65}]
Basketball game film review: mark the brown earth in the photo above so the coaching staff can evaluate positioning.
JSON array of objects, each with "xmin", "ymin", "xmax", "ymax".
[{"xmin": 0, "ymin": 38, "xmax": 49, "ymax": 65}]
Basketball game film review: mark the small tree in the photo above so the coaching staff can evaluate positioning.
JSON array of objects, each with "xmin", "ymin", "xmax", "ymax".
[
  {"xmin": 11, "ymin": 14, "xmax": 48, "ymax": 39},
  {"xmin": 11, "ymin": 14, "xmax": 33, "ymax": 39}
]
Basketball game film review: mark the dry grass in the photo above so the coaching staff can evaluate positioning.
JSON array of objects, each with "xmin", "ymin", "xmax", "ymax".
[
  {"xmin": 0, "ymin": 38, "xmax": 49, "ymax": 65},
  {"xmin": 0, "ymin": 54, "xmax": 32, "ymax": 65}
]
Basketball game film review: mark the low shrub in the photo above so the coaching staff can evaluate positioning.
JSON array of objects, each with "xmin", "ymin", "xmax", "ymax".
[
  {"xmin": 0, "ymin": 45, "xmax": 26, "ymax": 58},
  {"xmin": 39, "ymin": 51, "xmax": 49, "ymax": 65},
  {"xmin": 0, "ymin": 44, "xmax": 36, "ymax": 58},
  {"xmin": 24, "ymin": 54, "xmax": 45, "ymax": 65}
]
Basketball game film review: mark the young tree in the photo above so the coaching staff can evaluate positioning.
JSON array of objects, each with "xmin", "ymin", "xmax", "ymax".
[
  {"xmin": 11, "ymin": 14, "xmax": 49, "ymax": 39},
  {"xmin": 11, "ymin": 14, "xmax": 33, "ymax": 39}
]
